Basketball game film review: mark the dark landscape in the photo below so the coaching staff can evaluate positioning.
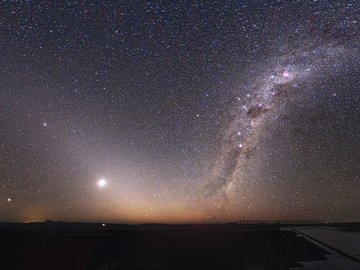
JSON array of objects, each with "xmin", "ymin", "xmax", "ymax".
[{"xmin": 0, "ymin": 221, "xmax": 342, "ymax": 270}]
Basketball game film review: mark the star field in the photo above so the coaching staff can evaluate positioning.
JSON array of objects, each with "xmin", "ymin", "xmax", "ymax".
[{"xmin": 1, "ymin": 1, "xmax": 360, "ymax": 223}]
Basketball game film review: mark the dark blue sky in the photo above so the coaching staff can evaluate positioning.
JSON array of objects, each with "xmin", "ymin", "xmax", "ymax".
[{"xmin": 1, "ymin": 1, "xmax": 360, "ymax": 223}]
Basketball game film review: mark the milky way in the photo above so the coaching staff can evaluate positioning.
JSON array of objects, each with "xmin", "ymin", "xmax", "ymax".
[
  {"xmin": 1, "ymin": 1, "xmax": 360, "ymax": 223},
  {"xmin": 197, "ymin": 22, "xmax": 360, "ymax": 221},
  {"xmin": 201, "ymin": 40, "xmax": 358, "ymax": 209}
]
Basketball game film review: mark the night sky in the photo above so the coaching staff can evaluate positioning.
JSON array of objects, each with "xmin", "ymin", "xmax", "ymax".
[{"xmin": 1, "ymin": 1, "xmax": 360, "ymax": 223}]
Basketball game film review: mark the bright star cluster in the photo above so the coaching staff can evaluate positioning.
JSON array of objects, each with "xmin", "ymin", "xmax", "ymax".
[{"xmin": 1, "ymin": 1, "xmax": 360, "ymax": 223}]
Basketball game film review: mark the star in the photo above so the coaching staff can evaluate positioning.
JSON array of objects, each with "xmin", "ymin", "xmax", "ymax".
[{"xmin": 97, "ymin": 179, "xmax": 107, "ymax": 188}]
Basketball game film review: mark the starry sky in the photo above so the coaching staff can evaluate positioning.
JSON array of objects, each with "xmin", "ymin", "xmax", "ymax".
[{"xmin": 1, "ymin": 1, "xmax": 360, "ymax": 223}]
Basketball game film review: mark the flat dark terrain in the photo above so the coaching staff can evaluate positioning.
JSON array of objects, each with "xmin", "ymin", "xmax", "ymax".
[
  {"xmin": 327, "ymin": 222, "xmax": 360, "ymax": 233},
  {"xmin": 0, "ymin": 223, "xmax": 328, "ymax": 270}
]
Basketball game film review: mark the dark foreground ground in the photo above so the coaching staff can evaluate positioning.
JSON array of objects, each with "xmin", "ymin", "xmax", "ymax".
[{"xmin": 0, "ymin": 222, "xmax": 330, "ymax": 270}]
